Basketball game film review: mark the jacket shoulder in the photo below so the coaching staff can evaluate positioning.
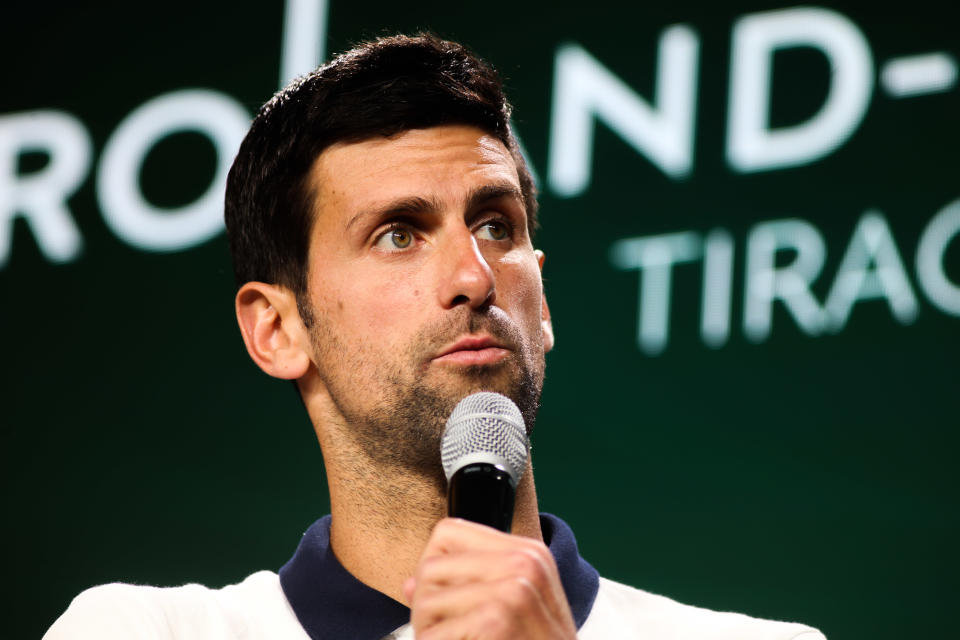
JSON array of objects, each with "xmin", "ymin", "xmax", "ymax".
[
  {"xmin": 44, "ymin": 571, "xmax": 306, "ymax": 640},
  {"xmin": 579, "ymin": 577, "xmax": 825, "ymax": 640}
]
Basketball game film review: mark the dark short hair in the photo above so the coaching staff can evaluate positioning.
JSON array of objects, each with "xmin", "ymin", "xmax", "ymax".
[{"xmin": 224, "ymin": 33, "xmax": 538, "ymax": 321}]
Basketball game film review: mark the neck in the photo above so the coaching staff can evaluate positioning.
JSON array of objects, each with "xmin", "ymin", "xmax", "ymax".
[
  {"xmin": 323, "ymin": 443, "xmax": 541, "ymax": 604},
  {"xmin": 301, "ymin": 375, "xmax": 543, "ymax": 605}
]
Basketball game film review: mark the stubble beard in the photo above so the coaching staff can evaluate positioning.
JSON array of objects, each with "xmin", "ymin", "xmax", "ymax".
[{"xmin": 309, "ymin": 306, "xmax": 545, "ymax": 492}]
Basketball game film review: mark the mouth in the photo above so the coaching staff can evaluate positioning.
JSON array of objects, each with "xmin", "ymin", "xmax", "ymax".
[{"xmin": 432, "ymin": 335, "xmax": 511, "ymax": 366}]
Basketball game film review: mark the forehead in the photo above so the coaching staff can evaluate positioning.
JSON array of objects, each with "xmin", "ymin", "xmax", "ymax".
[{"xmin": 307, "ymin": 125, "xmax": 521, "ymax": 225}]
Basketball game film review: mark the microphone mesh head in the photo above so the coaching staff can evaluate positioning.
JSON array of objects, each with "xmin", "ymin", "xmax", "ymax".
[{"xmin": 441, "ymin": 392, "xmax": 529, "ymax": 484}]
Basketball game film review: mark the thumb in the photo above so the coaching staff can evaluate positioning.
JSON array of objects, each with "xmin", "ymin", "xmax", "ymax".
[{"xmin": 402, "ymin": 576, "xmax": 416, "ymax": 604}]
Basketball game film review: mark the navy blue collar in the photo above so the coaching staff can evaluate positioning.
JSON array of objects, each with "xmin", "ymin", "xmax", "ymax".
[{"xmin": 279, "ymin": 513, "xmax": 600, "ymax": 640}]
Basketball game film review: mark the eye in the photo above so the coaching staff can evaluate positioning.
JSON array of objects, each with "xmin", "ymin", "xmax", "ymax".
[
  {"xmin": 476, "ymin": 220, "xmax": 511, "ymax": 241},
  {"xmin": 374, "ymin": 225, "xmax": 415, "ymax": 250}
]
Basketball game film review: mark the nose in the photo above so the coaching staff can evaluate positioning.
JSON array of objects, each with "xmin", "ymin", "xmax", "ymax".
[{"xmin": 437, "ymin": 227, "xmax": 495, "ymax": 310}]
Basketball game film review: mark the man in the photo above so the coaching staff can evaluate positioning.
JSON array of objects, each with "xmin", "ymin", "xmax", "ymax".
[{"xmin": 46, "ymin": 34, "xmax": 825, "ymax": 639}]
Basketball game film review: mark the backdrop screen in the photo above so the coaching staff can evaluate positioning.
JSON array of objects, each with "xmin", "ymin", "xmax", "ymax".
[{"xmin": 4, "ymin": 2, "xmax": 957, "ymax": 638}]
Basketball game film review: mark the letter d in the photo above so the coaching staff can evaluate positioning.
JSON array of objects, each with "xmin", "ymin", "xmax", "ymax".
[{"xmin": 726, "ymin": 7, "xmax": 873, "ymax": 172}]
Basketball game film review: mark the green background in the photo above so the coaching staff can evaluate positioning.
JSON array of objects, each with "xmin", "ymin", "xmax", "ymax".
[{"xmin": 3, "ymin": 2, "xmax": 957, "ymax": 638}]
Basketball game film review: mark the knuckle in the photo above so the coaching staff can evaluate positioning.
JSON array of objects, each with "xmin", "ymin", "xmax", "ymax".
[
  {"xmin": 481, "ymin": 599, "xmax": 514, "ymax": 631},
  {"xmin": 417, "ymin": 554, "xmax": 442, "ymax": 579},
  {"xmin": 508, "ymin": 548, "xmax": 550, "ymax": 588},
  {"xmin": 431, "ymin": 518, "xmax": 456, "ymax": 540},
  {"xmin": 409, "ymin": 594, "xmax": 439, "ymax": 629},
  {"xmin": 504, "ymin": 575, "xmax": 538, "ymax": 606},
  {"xmin": 415, "ymin": 626, "xmax": 440, "ymax": 640}
]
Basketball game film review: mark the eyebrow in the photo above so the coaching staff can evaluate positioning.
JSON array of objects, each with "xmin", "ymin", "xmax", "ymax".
[
  {"xmin": 345, "ymin": 195, "xmax": 442, "ymax": 231},
  {"xmin": 464, "ymin": 183, "xmax": 524, "ymax": 213},
  {"xmin": 345, "ymin": 182, "xmax": 523, "ymax": 231}
]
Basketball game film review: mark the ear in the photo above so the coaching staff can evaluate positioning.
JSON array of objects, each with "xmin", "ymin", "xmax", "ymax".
[
  {"xmin": 235, "ymin": 281, "xmax": 312, "ymax": 379},
  {"xmin": 536, "ymin": 250, "xmax": 554, "ymax": 353}
]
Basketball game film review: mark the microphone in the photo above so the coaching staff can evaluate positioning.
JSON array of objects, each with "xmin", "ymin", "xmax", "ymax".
[{"xmin": 441, "ymin": 392, "xmax": 530, "ymax": 532}]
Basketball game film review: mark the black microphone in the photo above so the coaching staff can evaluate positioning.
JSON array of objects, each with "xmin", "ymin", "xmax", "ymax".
[{"xmin": 441, "ymin": 392, "xmax": 530, "ymax": 533}]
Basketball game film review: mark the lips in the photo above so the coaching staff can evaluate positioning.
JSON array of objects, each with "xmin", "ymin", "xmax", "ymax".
[{"xmin": 433, "ymin": 335, "xmax": 511, "ymax": 366}]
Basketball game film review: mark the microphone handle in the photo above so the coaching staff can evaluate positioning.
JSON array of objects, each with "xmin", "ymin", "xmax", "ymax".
[{"xmin": 446, "ymin": 462, "xmax": 516, "ymax": 533}]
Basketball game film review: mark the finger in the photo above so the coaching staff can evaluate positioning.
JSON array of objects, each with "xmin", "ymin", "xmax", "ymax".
[
  {"xmin": 423, "ymin": 518, "xmax": 530, "ymax": 557},
  {"xmin": 419, "ymin": 518, "xmax": 557, "ymax": 578},
  {"xmin": 410, "ymin": 574, "xmax": 551, "ymax": 636},
  {"xmin": 414, "ymin": 548, "xmax": 555, "ymax": 594},
  {"xmin": 415, "ymin": 604, "xmax": 510, "ymax": 640}
]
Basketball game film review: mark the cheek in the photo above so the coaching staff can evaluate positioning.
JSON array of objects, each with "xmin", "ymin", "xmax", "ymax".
[
  {"xmin": 499, "ymin": 263, "xmax": 545, "ymax": 326},
  {"xmin": 327, "ymin": 272, "xmax": 422, "ymax": 337}
]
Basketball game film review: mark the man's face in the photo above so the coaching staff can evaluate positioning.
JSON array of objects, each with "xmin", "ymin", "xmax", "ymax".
[{"xmin": 300, "ymin": 125, "xmax": 552, "ymax": 480}]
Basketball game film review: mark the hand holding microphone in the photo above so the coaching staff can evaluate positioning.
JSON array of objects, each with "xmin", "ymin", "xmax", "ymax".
[{"xmin": 404, "ymin": 392, "xmax": 577, "ymax": 640}]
